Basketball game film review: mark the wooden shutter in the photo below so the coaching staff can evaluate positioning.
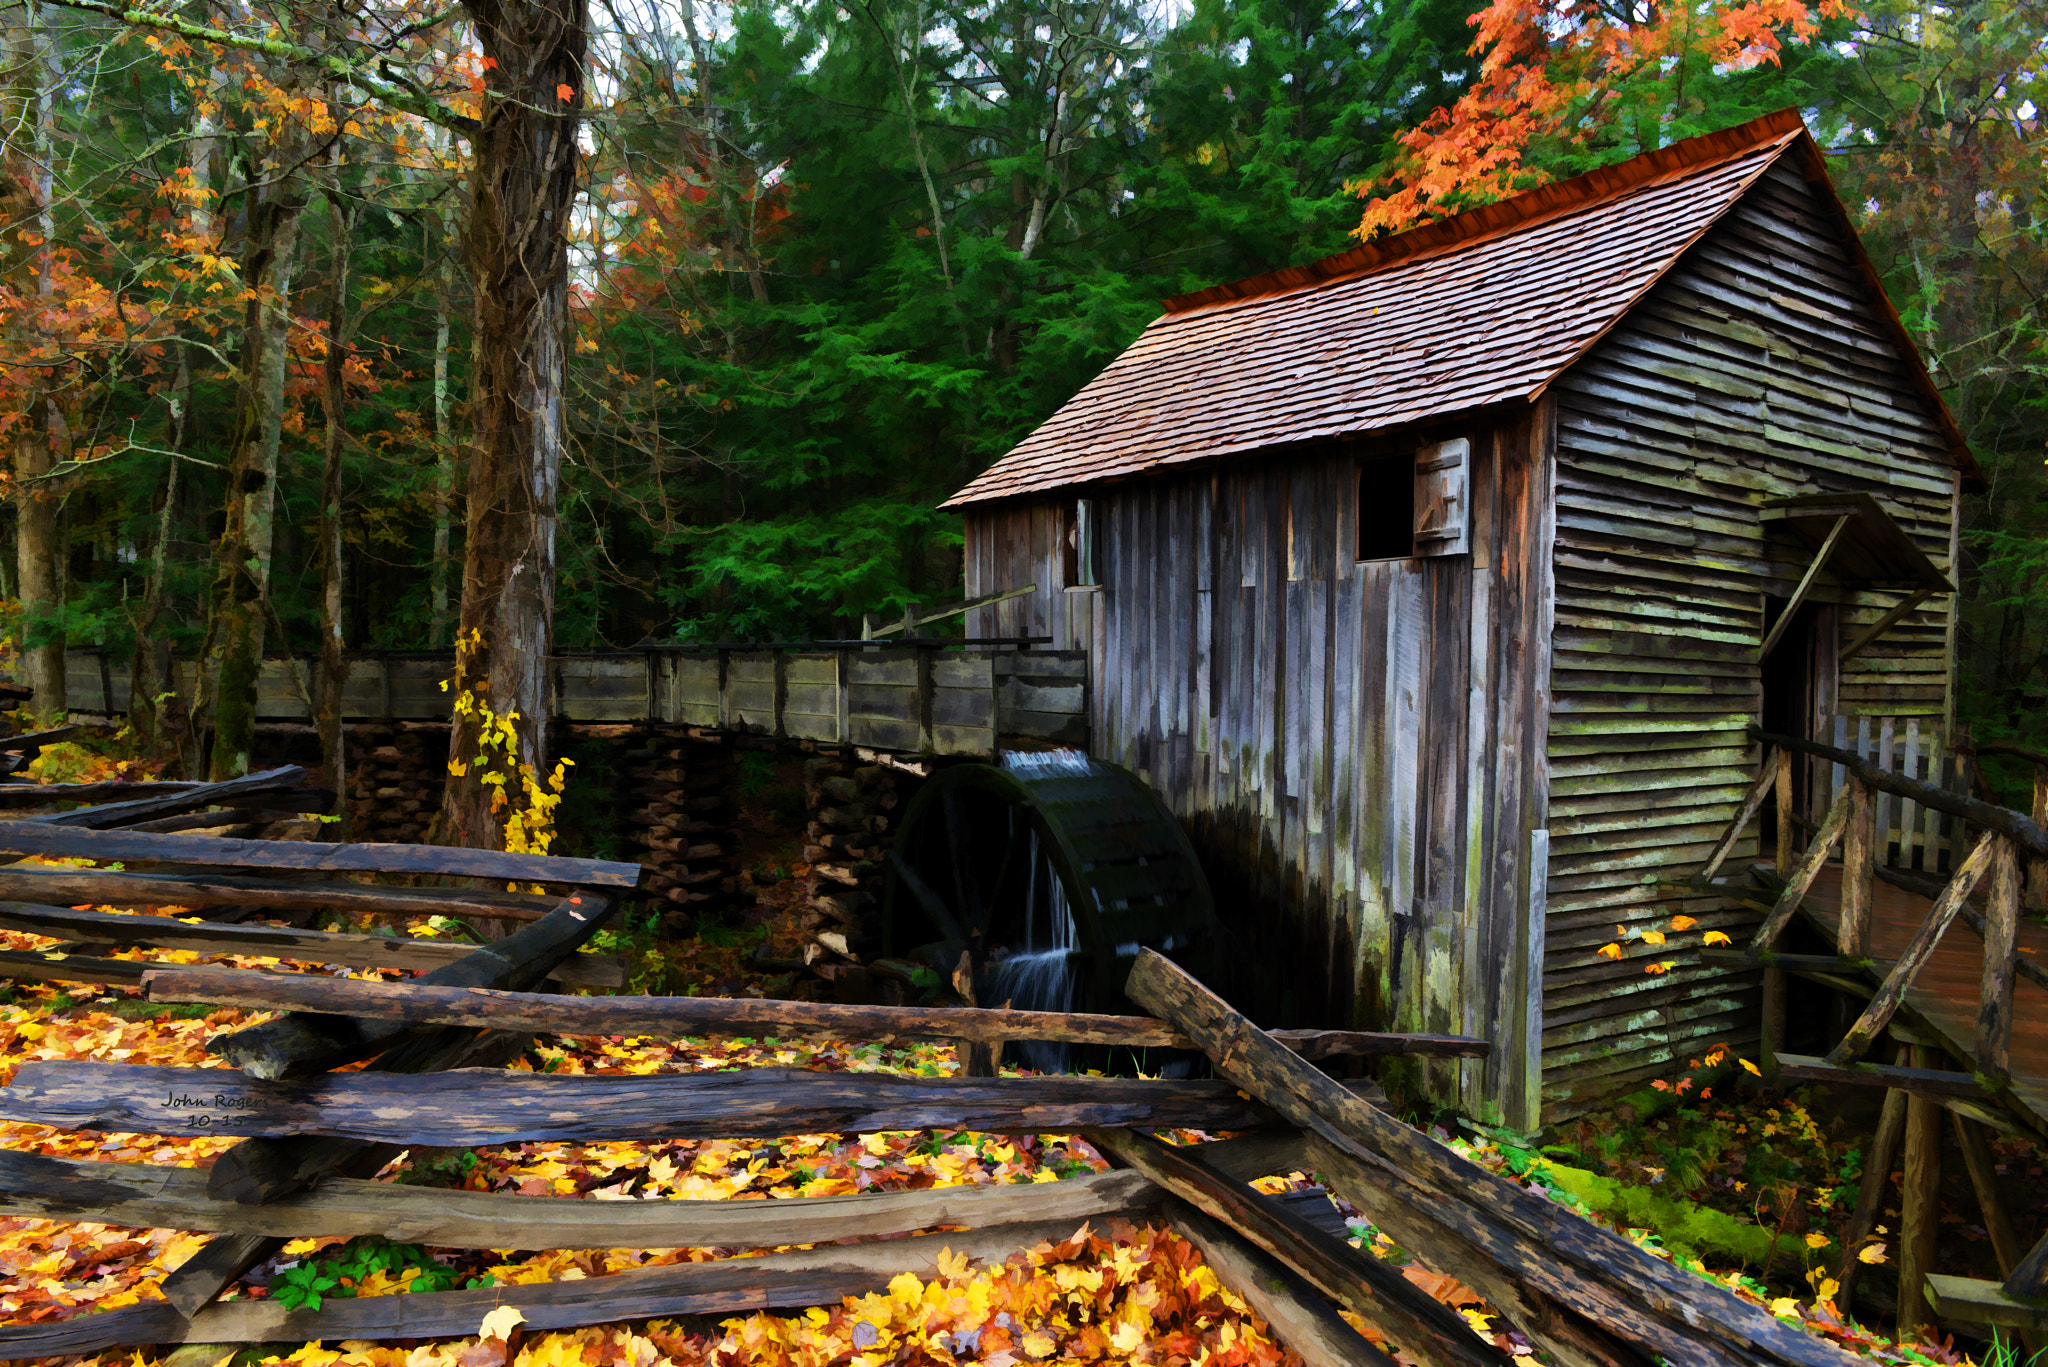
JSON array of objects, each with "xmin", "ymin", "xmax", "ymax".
[{"xmin": 1413, "ymin": 438, "xmax": 1470, "ymax": 557}]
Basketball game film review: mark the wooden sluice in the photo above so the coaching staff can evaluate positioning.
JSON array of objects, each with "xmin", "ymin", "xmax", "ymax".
[
  {"xmin": 59, "ymin": 640, "xmax": 1091, "ymax": 757},
  {"xmin": 1690, "ymin": 728, "xmax": 2048, "ymax": 1337}
]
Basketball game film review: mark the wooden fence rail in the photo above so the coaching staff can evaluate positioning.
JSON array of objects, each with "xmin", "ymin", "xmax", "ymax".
[{"xmin": 0, "ymin": 795, "xmax": 1866, "ymax": 1363}]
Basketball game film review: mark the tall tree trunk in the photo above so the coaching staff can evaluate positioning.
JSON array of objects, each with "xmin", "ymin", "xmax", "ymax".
[
  {"xmin": 430, "ymin": 214, "xmax": 455, "ymax": 645},
  {"xmin": 128, "ymin": 457, "xmax": 178, "ymax": 756},
  {"xmin": 198, "ymin": 128, "xmax": 309, "ymax": 779},
  {"xmin": 7, "ymin": 0, "xmax": 62, "ymax": 718},
  {"xmin": 316, "ymin": 183, "xmax": 355, "ymax": 837},
  {"xmin": 437, "ymin": 0, "xmax": 583, "ymax": 849},
  {"xmin": 132, "ymin": 84, "xmax": 218, "ymax": 761}
]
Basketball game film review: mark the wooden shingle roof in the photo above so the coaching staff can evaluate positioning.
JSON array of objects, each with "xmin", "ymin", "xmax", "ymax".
[{"xmin": 946, "ymin": 110, "xmax": 1975, "ymax": 507}]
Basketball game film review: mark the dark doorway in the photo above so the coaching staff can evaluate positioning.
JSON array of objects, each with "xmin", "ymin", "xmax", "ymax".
[{"xmin": 1759, "ymin": 595, "xmax": 1835, "ymax": 850}]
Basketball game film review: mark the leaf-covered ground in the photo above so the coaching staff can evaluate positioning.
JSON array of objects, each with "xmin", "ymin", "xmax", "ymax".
[{"xmin": 0, "ymin": 877, "xmax": 2015, "ymax": 1366}]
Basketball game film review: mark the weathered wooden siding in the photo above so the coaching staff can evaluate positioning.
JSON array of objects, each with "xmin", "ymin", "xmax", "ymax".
[
  {"xmin": 962, "ymin": 502, "xmax": 1090, "ymax": 650},
  {"xmin": 963, "ymin": 414, "xmax": 1554, "ymax": 1126},
  {"xmin": 62, "ymin": 648, "xmax": 1086, "ymax": 756},
  {"xmin": 1541, "ymin": 160, "xmax": 1958, "ymax": 1117}
]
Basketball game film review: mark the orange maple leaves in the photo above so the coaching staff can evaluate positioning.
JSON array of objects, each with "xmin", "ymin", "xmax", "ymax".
[{"xmin": 1352, "ymin": 0, "xmax": 1855, "ymax": 236}]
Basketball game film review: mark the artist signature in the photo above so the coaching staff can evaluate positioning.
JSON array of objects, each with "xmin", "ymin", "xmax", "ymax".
[{"xmin": 160, "ymin": 1090, "xmax": 264, "ymax": 1127}]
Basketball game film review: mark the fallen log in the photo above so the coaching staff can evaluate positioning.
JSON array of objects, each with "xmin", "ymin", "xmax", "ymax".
[
  {"xmin": 1164, "ymin": 1199, "xmax": 1396, "ymax": 1367},
  {"xmin": 207, "ymin": 893, "xmax": 619, "ymax": 1078},
  {"xmin": 0, "ymin": 901, "xmax": 622, "ymax": 986},
  {"xmin": 0, "ymin": 1212, "xmax": 1158, "ymax": 1355},
  {"xmin": 137, "ymin": 971, "xmax": 1490, "ymax": 1060},
  {"xmin": 1091, "ymin": 1128, "xmax": 1502, "ymax": 1367},
  {"xmin": 1122, "ymin": 950, "xmax": 1860, "ymax": 1367},
  {"xmin": 34, "ymin": 767, "xmax": 309, "ymax": 829},
  {"xmin": 0, "ymin": 1061, "xmax": 1276, "ymax": 1145},
  {"xmin": 0, "ymin": 865, "xmax": 564, "ymax": 921},
  {"xmin": 0, "ymin": 1147, "xmax": 1156, "ymax": 1248},
  {"xmin": 0, "ymin": 823, "xmax": 647, "ymax": 889}
]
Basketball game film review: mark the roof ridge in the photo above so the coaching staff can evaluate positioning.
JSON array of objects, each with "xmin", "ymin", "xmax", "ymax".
[{"xmin": 1160, "ymin": 108, "xmax": 1809, "ymax": 316}]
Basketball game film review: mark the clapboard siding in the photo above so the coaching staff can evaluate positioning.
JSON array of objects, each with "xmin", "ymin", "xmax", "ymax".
[{"xmin": 1540, "ymin": 160, "xmax": 1957, "ymax": 1118}]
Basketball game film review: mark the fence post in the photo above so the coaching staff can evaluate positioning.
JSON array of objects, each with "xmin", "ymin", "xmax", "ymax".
[
  {"xmin": 1839, "ymin": 778, "xmax": 1874, "ymax": 961},
  {"xmin": 1898, "ymin": 1041, "xmax": 1944, "ymax": 1341},
  {"xmin": 2031, "ymin": 765, "xmax": 2048, "ymax": 912},
  {"xmin": 1774, "ymin": 747, "xmax": 1794, "ymax": 868},
  {"xmin": 1976, "ymin": 837, "xmax": 2021, "ymax": 1093}
]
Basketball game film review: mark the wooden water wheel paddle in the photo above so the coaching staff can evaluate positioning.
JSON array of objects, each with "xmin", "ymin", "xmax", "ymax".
[{"xmin": 882, "ymin": 754, "xmax": 1220, "ymax": 1068}]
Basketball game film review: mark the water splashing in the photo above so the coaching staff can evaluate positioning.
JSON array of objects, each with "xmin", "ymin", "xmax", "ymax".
[
  {"xmin": 999, "ymin": 748, "xmax": 1096, "ymax": 780},
  {"xmin": 985, "ymin": 822, "xmax": 1080, "ymax": 1074}
]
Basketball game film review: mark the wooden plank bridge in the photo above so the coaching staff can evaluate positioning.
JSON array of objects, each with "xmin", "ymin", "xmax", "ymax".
[{"xmin": 1691, "ymin": 728, "xmax": 2048, "ymax": 1337}]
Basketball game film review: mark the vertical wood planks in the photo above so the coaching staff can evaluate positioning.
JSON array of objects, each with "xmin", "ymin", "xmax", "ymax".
[
  {"xmin": 1837, "ymin": 779, "xmax": 1873, "ymax": 961},
  {"xmin": 1978, "ymin": 837, "xmax": 2021, "ymax": 1091}
]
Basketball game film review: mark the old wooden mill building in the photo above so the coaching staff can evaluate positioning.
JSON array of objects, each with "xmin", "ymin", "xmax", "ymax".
[{"xmin": 949, "ymin": 109, "xmax": 1976, "ymax": 1129}]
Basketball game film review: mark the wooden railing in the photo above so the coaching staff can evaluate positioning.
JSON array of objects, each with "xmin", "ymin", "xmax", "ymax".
[
  {"xmin": 1810, "ymin": 715, "xmax": 1972, "ymax": 873},
  {"xmin": 1693, "ymin": 726, "xmax": 2048, "ymax": 1326}
]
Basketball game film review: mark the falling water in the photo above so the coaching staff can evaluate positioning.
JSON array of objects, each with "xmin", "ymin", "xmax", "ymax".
[{"xmin": 987, "ymin": 751, "xmax": 1090, "ymax": 1071}]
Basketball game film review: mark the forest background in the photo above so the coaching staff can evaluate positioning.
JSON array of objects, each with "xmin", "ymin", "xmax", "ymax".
[{"xmin": 0, "ymin": 0, "xmax": 2041, "ymax": 818}]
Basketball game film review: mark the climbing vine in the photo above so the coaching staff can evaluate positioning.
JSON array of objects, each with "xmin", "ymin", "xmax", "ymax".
[{"xmin": 441, "ymin": 627, "xmax": 572, "ymax": 858}]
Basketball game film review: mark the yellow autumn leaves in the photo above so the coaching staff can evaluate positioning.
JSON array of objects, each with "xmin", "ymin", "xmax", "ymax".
[
  {"xmin": 1596, "ymin": 910, "xmax": 1733, "ymax": 977},
  {"xmin": 440, "ymin": 628, "xmax": 574, "ymax": 858}
]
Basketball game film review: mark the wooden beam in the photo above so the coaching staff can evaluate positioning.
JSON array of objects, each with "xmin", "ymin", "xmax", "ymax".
[
  {"xmin": 1747, "ymin": 784, "xmax": 1853, "ymax": 955},
  {"xmin": 1839, "ymin": 586, "xmax": 1936, "ymax": 663},
  {"xmin": 139, "ymin": 969, "xmax": 1491, "ymax": 1059},
  {"xmin": 1838, "ymin": 780, "xmax": 1874, "ymax": 960},
  {"xmin": 1823, "ymin": 832, "xmax": 1995, "ymax": 1066},
  {"xmin": 0, "ymin": 724, "xmax": 77, "ymax": 753},
  {"xmin": 0, "ymin": 823, "xmax": 647, "ymax": 889},
  {"xmin": 1836, "ymin": 1088, "xmax": 1906, "ymax": 1308},
  {"xmin": 0, "ymin": 1061, "xmax": 1277, "ymax": 1144},
  {"xmin": 1122, "ymin": 951, "xmax": 1857, "ymax": 1367},
  {"xmin": 1165, "ymin": 1199, "xmax": 1397, "ymax": 1367},
  {"xmin": 1899, "ymin": 1044, "xmax": 1943, "ymax": 1341},
  {"xmin": 0, "ymin": 1146, "xmax": 1157, "ymax": 1249},
  {"xmin": 34, "ymin": 767, "xmax": 309, "ymax": 829},
  {"xmin": 1773, "ymin": 1053, "xmax": 1992, "ymax": 1102},
  {"xmin": 1953, "ymin": 1112, "xmax": 2027, "ymax": 1282},
  {"xmin": 207, "ymin": 893, "xmax": 619, "ymax": 1079},
  {"xmin": 1089, "ymin": 1129, "xmax": 1501, "ymax": 1367},
  {"xmin": 0, "ymin": 901, "xmax": 623, "ymax": 985},
  {"xmin": 0, "ymin": 780, "xmax": 208, "ymax": 804},
  {"xmin": 1927, "ymin": 1274, "xmax": 2048, "ymax": 1330},
  {"xmin": 863, "ymin": 584, "xmax": 1039, "ymax": 638},
  {"xmin": 1753, "ymin": 727, "xmax": 2048, "ymax": 860},
  {"xmin": 1979, "ymin": 839, "xmax": 2022, "ymax": 1091},
  {"xmin": 0, "ymin": 865, "xmax": 564, "ymax": 921},
  {"xmin": 1693, "ymin": 757, "xmax": 1780, "ymax": 887},
  {"xmin": 0, "ymin": 1212, "xmax": 1160, "ymax": 1355},
  {"xmin": 1759, "ymin": 515, "xmax": 1850, "ymax": 661}
]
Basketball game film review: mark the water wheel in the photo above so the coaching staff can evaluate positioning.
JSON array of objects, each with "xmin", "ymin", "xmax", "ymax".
[{"xmin": 881, "ymin": 753, "xmax": 1220, "ymax": 1069}]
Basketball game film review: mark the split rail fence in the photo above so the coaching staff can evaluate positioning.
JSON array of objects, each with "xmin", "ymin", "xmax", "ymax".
[
  {"xmin": 0, "ymin": 799, "xmax": 1868, "ymax": 1364},
  {"xmin": 1691, "ymin": 725, "xmax": 2048, "ymax": 1336}
]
